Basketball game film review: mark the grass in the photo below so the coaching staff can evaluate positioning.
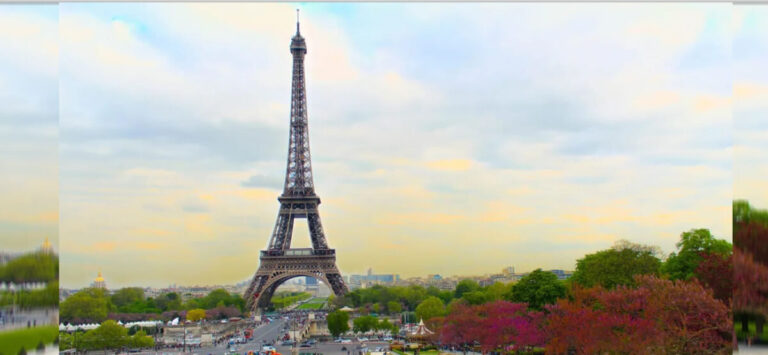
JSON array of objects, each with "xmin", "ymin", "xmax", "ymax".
[
  {"xmin": 736, "ymin": 320, "xmax": 768, "ymax": 342},
  {"xmin": 296, "ymin": 297, "xmax": 327, "ymax": 310},
  {"xmin": 0, "ymin": 326, "xmax": 58, "ymax": 354},
  {"xmin": 297, "ymin": 302, "xmax": 325, "ymax": 310}
]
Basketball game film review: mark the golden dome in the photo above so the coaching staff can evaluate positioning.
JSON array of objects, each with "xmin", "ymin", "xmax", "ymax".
[
  {"xmin": 41, "ymin": 237, "xmax": 53, "ymax": 253},
  {"xmin": 94, "ymin": 271, "xmax": 105, "ymax": 282}
]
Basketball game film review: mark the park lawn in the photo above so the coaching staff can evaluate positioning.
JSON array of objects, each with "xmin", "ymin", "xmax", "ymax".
[
  {"xmin": 296, "ymin": 302, "xmax": 324, "ymax": 310},
  {"xmin": 0, "ymin": 325, "xmax": 58, "ymax": 354},
  {"xmin": 736, "ymin": 320, "xmax": 768, "ymax": 342}
]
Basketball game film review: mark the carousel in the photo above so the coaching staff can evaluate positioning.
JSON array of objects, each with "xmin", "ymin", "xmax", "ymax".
[{"xmin": 406, "ymin": 319, "xmax": 434, "ymax": 354}]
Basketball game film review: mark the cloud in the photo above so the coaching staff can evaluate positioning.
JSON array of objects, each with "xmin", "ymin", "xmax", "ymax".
[
  {"xmin": 0, "ymin": 5, "xmax": 59, "ymax": 252},
  {"xmin": 241, "ymin": 174, "xmax": 283, "ymax": 189},
  {"xmin": 58, "ymin": 3, "xmax": 733, "ymax": 288}
]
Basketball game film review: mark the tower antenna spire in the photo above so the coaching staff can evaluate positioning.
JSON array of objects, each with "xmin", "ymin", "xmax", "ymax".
[{"xmin": 296, "ymin": 9, "xmax": 300, "ymax": 34}]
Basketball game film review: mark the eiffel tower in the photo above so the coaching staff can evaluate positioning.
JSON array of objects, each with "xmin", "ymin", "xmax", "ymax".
[{"xmin": 244, "ymin": 12, "xmax": 349, "ymax": 313}]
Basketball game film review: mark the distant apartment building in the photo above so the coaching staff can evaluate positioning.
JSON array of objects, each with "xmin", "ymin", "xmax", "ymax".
[
  {"xmin": 347, "ymin": 269, "xmax": 400, "ymax": 289},
  {"xmin": 547, "ymin": 269, "xmax": 573, "ymax": 280}
]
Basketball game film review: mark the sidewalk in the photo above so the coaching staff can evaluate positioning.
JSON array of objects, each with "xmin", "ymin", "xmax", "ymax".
[{"xmin": 734, "ymin": 343, "xmax": 768, "ymax": 354}]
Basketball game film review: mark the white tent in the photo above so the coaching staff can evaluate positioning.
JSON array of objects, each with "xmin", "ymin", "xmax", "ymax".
[{"xmin": 339, "ymin": 306, "xmax": 354, "ymax": 312}]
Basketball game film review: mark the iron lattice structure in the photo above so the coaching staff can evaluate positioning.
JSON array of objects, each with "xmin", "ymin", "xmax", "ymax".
[{"xmin": 244, "ymin": 17, "xmax": 349, "ymax": 313}]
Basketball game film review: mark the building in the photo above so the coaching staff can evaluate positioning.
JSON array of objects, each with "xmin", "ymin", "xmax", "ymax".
[
  {"xmin": 91, "ymin": 271, "xmax": 107, "ymax": 289},
  {"xmin": 347, "ymin": 269, "xmax": 400, "ymax": 289},
  {"xmin": 40, "ymin": 237, "xmax": 54, "ymax": 254},
  {"xmin": 547, "ymin": 269, "xmax": 573, "ymax": 280}
]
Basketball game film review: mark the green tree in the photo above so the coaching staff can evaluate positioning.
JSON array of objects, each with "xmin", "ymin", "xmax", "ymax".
[
  {"xmin": 387, "ymin": 301, "xmax": 402, "ymax": 314},
  {"xmin": 353, "ymin": 315, "xmax": 377, "ymax": 333},
  {"xmin": 128, "ymin": 330, "xmax": 154, "ymax": 349},
  {"xmin": 454, "ymin": 279, "xmax": 480, "ymax": 298},
  {"xmin": 662, "ymin": 229, "xmax": 732, "ymax": 280},
  {"xmin": 427, "ymin": 286, "xmax": 454, "ymax": 304},
  {"xmin": 462, "ymin": 291, "xmax": 489, "ymax": 305},
  {"xmin": 87, "ymin": 320, "xmax": 128, "ymax": 354},
  {"xmin": 415, "ymin": 296, "xmax": 445, "ymax": 321},
  {"xmin": 0, "ymin": 252, "xmax": 58, "ymax": 284},
  {"xmin": 154, "ymin": 292, "xmax": 182, "ymax": 312},
  {"xmin": 60, "ymin": 289, "xmax": 109, "ymax": 323},
  {"xmin": 327, "ymin": 310, "xmax": 350, "ymax": 337},
  {"xmin": 111, "ymin": 288, "xmax": 145, "ymax": 310},
  {"xmin": 509, "ymin": 269, "xmax": 567, "ymax": 310},
  {"xmin": 571, "ymin": 242, "xmax": 662, "ymax": 289},
  {"xmin": 484, "ymin": 282, "xmax": 511, "ymax": 302},
  {"xmin": 203, "ymin": 289, "xmax": 231, "ymax": 309}
]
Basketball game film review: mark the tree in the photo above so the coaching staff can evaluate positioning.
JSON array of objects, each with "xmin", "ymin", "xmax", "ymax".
[
  {"xmin": 733, "ymin": 249, "xmax": 768, "ymax": 332},
  {"xmin": 387, "ymin": 301, "xmax": 402, "ymax": 314},
  {"xmin": 440, "ymin": 302, "xmax": 482, "ymax": 351},
  {"xmin": 353, "ymin": 315, "xmax": 377, "ymax": 333},
  {"xmin": 87, "ymin": 320, "xmax": 129, "ymax": 354},
  {"xmin": 128, "ymin": 330, "xmax": 155, "ymax": 349},
  {"xmin": 546, "ymin": 275, "xmax": 731, "ymax": 354},
  {"xmin": 662, "ymin": 229, "xmax": 732, "ymax": 280},
  {"xmin": 694, "ymin": 252, "xmax": 733, "ymax": 304},
  {"xmin": 60, "ymin": 289, "xmax": 109, "ymax": 323},
  {"xmin": 477, "ymin": 301, "xmax": 546, "ymax": 353},
  {"xmin": 484, "ymin": 282, "xmax": 511, "ymax": 302},
  {"xmin": 440, "ymin": 301, "xmax": 545, "ymax": 353},
  {"xmin": 734, "ymin": 221, "xmax": 768, "ymax": 265},
  {"xmin": 0, "ymin": 252, "xmax": 58, "ymax": 284},
  {"xmin": 462, "ymin": 291, "xmax": 489, "ymax": 305},
  {"xmin": 327, "ymin": 310, "xmax": 350, "ymax": 337},
  {"xmin": 111, "ymin": 288, "xmax": 145, "ymax": 310},
  {"xmin": 415, "ymin": 296, "xmax": 445, "ymax": 322},
  {"xmin": 155, "ymin": 292, "xmax": 182, "ymax": 312},
  {"xmin": 510, "ymin": 269, "xmax": 567, "ymax": 310},
  {"xmin": 571, "ymin": 243, "xmax": 661, "ymax": 289},
  {"xmin": 454, "ymin": 279, "xmax": 480, "ymax": 298},
  {"xmin": 186, "ymin": 308, "xmax": 206, "ymax": 322}
]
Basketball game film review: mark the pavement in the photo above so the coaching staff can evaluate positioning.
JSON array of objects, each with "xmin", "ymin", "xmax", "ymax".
[
  {"xmin": 734, "ymin": 343, "xmax": 768, "ymax": 354},
  {"xmin": 0, "ymin": 307, "xmax": 57, "ymax": 331}
]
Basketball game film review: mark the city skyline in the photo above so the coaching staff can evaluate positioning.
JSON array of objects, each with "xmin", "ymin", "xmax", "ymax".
[{"xmin": 2, "ymin": 3, "xmax": 738, "ymax": 289}]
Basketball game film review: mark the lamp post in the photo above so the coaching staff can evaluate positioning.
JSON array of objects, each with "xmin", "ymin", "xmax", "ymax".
[{"xmin": 183, "ymin": 321, "xmax": 187, "ymax": 353}]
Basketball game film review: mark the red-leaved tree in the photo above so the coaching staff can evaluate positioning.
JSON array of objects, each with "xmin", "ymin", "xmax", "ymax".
[
  {"xmin": 694, "ymin": 251, "xmax": 733, "ymax": 304},
  {"xmin": 440, "ymin": 301, "xmax": 545, "ymax": 354},
  {"xmin": 733, "ymin": 249, "xmax": 768, "ymax": 317},
  {"xmin": 546, "ymin": 276, "xmax": 731, "ymax": 354}
]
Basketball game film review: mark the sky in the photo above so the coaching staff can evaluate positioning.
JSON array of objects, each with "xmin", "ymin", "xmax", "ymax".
[
  {"xmin": 0, "ymin": 3, "xmax": 742, "ymax": 289},
  {"xmin": 734, "ymin": 6, "xmax": 768, "ymax": 208},
  {"xmin": 0, "ymin": 4, "xmax": 59, "ymax": 253}
]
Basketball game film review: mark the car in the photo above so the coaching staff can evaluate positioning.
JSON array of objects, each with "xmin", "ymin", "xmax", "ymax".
[
  {"xmin": 340, "ymin": 339, "xmax": 352, "ymax": 344},
  {"xmin": 300, "ymin": 343, "xmax": 311, "ymax": 348},
  {"xmin": 307, "ymin": 339, "xmax": 316, "ymax": 345},
  {"xmin": 341, "ymin": 346, "xmax": 347, "ymax": 351},
  {"xmin": 262, "ymin": 346, "xmax": 276, "ymax": 352},
  {"xmin": 281, "ymin": 340, "xmax": 295, "ymax": 346},
  {"xmin": 382, "ymin": 336, "xmax": 393, "ymax": 341},
  {"xmin": 334, "ymin": 338, "xmax": 342, "ymax": 343},
  {"xmin": 358, "ymin": 337, "xmax": 369, "ymax": 342}
]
